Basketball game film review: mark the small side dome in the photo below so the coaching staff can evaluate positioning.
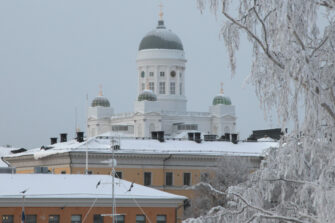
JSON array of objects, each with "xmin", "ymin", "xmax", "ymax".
[
  {"xmin": 213, "ymin": 94, "xmax": 232, "ymax": 105},
  {"xmin": 91, "ymin": 96, "xmax": 110, "ymax": 107},
  {"xmin": 138, "ymin": 90, "xmax": 157, "ymax": 101}
]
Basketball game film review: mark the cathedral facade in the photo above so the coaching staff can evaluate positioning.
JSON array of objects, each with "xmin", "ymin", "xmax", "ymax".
[{"xmin": 87, "ymin": 19, "xmax": 236, "ymax": 139}]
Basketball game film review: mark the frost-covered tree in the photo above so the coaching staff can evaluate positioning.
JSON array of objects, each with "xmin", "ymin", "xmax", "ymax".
[
  {"xmin": 184, "ymin": 157, "xmax": 250, "ymax": 218},
  {"xmin": 184, "ymin": 0, "xmax": 335, "ymax": 222}
]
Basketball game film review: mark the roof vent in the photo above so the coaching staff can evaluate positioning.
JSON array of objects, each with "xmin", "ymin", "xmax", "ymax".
[{"xmin": 194, "ymin": 132, "xmax": 202, "ymax": 143}]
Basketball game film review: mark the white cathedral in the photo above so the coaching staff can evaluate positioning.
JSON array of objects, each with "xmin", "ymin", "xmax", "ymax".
[{"xmin": 87, "ymin": 17, "xmax": 237, "ymax": 139}]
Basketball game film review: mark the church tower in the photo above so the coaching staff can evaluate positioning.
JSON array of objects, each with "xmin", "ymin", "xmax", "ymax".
[{"xmin": 136, "ymin": 9, "xmax": 187, "ymax": 112}]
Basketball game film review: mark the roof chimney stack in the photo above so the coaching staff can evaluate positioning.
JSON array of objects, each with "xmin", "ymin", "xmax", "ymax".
[
  {"xmin": 76, "ymin": 132, "xmax": 84, "ymax": 143},
  {"xmin": 60, "ymin": 133, "xmax": 67, "ymax": 142},
  {"xmin": 50, "ymin": 137, "xmax": 57, "ymax": 145}
]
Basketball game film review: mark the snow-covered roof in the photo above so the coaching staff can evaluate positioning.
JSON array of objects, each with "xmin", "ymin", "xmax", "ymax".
[
  {"xmin": 0, "ymin": 174, "xmax": 185, "ymax": 206},
  {"xmin": 0, "ymin": 147, "xmax": 18, "ymax": 167},
  {"xmin": 4, "ymin": 134, "xmax": 278, "ymax": 160}
]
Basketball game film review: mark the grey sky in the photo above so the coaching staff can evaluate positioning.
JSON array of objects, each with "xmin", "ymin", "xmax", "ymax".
[{"xmin": 0, "ymin": 0, "xmax": 278, "ymax": 149}]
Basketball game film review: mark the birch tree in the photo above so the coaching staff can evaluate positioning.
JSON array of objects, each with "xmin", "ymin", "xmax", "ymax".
[{"xmin": 184, "ymin": 0, "xmax": 335, "ymax": 222}]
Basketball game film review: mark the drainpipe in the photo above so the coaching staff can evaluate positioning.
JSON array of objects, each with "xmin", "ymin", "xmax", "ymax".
[{"xmin": 162, "ymin": 154, "xmax": 172, "ymax": 190}]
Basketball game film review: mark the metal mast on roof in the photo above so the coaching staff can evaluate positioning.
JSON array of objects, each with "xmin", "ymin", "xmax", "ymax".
[{"xmin": 111, "ymin": 137, "xmax": 117, "ymax": 223}]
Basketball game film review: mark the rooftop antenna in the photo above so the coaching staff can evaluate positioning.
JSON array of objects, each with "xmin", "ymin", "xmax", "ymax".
[
  {"xmin": 220, "ymin": 82, "xmax": 224, "ymax": 94},
  {"xmin": 75, "ymin": 107, "xmax": 78, "ymax": 133},
  {"xmin": 85, "ymin": 93, "xmax": 89, "ymax": 175}
]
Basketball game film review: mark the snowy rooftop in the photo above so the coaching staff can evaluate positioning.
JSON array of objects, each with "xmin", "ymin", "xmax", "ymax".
[
  {"xmin": 4, "ymin": 134, "xmax": 278, "ymax": 160},
  {"xmin": 0, "ymin": 147, "xmax": 19, "ymax": 167},
  {"xmin": 0, "ymin": 174, "xmax": 185, "ymax": 202}
]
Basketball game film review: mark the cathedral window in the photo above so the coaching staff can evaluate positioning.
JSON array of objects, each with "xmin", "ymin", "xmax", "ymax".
[
  {"xmin": 140, "ymin": 71, "xmax": 145, "ymax": 78},
  {"xmin": 170, "ymin": 70, "xmax": 176, "ymax": 77},
  {"xmin": 170, "ymin": 82, "xmax": 175, "ymax": 94},
  {"xmin": 149, "ymin": 82, "xmax": 154, "ymax": 92},
  {"xmin": 180, "ymin": 83, "xmax": 183, "ymax": 95},
  {"xmin": 141, "ymin": 83, "xmax": 145, "ymax": 91},
  {"xmin": 177, "ymin": 124, "xmax": 198, "ymax": 131},
  {"xmin": 112, "ymin": 125, "xmax": 128, "ymax": 131},
  {"xmin": 179, "ymin": 72, "xmax": 182, "ymax": 78},
  {"xmin": 160, "ymin": 71, "xmax": 165, "ymax": 77},
  {"xmin": 149, "ymin": 71, "xmax": 154, "ymax": 77},
  {"xmin": 159, "ymin": 82, "xmax": 165, "ymax": 94}
]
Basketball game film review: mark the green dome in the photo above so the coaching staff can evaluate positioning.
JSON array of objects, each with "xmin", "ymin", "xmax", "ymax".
[
  {"xmin": 138, "ymin": 90, "xmax": 157, "ymax": 101},
  {"xmin": 212, "ymin": 94, "xmax": 232, "ymax": 105},
  {"xmin": 91, "ymin": 96, "xmax": 110, "ymax": 107},
  {"xmin": 139, "ymin": 20, "xmax": 184, "ymax": 51}
]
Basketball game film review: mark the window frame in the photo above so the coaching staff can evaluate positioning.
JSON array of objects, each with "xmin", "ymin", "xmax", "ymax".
[
  {"xmin": 183, "ymin": 172, "xmax": 191, "ymax": 186},
  {"xmin": 116, "ymin": 215, "xmax": 125, "ymax": 223},
  {"xmin": 159, "ymin": 82, "xmax": 165, "ymax": 94},
  {"xmin": 26, "ymin": 215, "xmax": 37, "ymax": 223},
  {"xmin": 170, "ymin": 82, "xmax": 176, "ymax": 95},
  {"xmin": 165, "ymin": 172, "xmax": 173, "ymax": 186},
  {"xmin": 159, "ymin": 71, "xmax": 165, "ymax": 77},
  {"xmin": 144, "ymin": 172, "xmax": 152, "ymax": 186},
  {"xmin": 2, "ymin": 215, "xmax": 14, "ymax": 223},
  {"xmin": 115, "ymin": 171, "xmax": 123, "ymax": 179},
  {"xmin": 48, "ymin": 215, "xmax": 60, "ymax": 223},
  {"xmin": 93, "ymin": 214, "xmax": 103, "ymax": 223},
  {"xmin": 71, "ymin": 215, "xmax": 82, "ymax": 223},
  {"xmin": 156, "ymin": 215, "xmax": 167, "ymax": 223},
  {"xmin": 136, "ymin": 215, "xmax": 146, "ymax": 223}
]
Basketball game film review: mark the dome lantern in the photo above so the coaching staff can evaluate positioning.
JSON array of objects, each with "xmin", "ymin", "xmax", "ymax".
[
  {"xmin": 91, "ymin": 85, "xmax": 111, "ymax": 107},
  {"xmin": 212, "ymin": 82, "xmax": 232, "ymax": 105}
]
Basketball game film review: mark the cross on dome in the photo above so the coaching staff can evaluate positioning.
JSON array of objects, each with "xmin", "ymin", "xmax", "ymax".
[
  {"xmin": 220, "ymin": 82, "xmax": 224, "ymax": 94},
  {"xmin": 99, "ymin": 84, "xmax": 103, "ymax": 96},
  {"xmin": 159, "ymin": 2, "xmax": 164, "ymax": 20}
]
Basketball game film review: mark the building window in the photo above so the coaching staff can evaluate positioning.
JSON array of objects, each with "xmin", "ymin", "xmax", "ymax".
[
  {"xmin": 165, "ymin": 172, "xmax": 173, "ymax": 186},
  {"xmin": 112, "ymin": 125, "xmax": 129, "ymax": 131},
  {"xmin": 93, "ymin": 214, "xmax": 103, "ymax": 223},
  {"xmin": 159, "ymin": 82, "xmax": 165, "ymax": 94},
  {"xmin": 88, "ymin": 170, "xmax": 93, "ymax": 175},
  {"xmin": 141, "ymin": 83, "xmax": 145, "ymax": 91},
  {"xmin": 141, "ymin": 71, "xmax": 145, "ymax": 78},
  {"xmin": 149, "ymin": 82, "xmax": 154, "ymax": 92},
  {"xmin": 170, "ymin": 70, "xmax": 176, "ymax": 77},
  {"xmin": 170, "ymin": 82, "xmax": 175, "ymax": 95},
  {"xmin": 149, "ymin": 72, "xmax": 154, "ymax": 77},
  {"xmin": 144, "ymin": 172, "xmax": 152, "ymax": 186},
  {"xmin": 160, "ymin": 71, "xmax": 165, "ymax": 77},
  {"xmin": 116, "ymin": 215, "xmax": 125, "ymax": 223},
  {"xmin": 136, "ymin": 215, "xmax": 146, "ymax": 223},
  {"xmin": 26, "ymin": 215, "xmax": 37, "ymax": 223},
  {"xmin": 156, "ymin": 215, "xmax": 167, "ymax": 223},
  {"xmin": 61, "ymin": 171, "xmax": 66, "ymax": 174},
  {"xmin": 177, "ymin": 124, "xmax": 198, "ymax": 131},
  {"xmin": 180, "ymin": 83, "xmax": 182, "ymax": 95},
  {"xmin": 115, "ymin": 171, "xmax": 122, "ymax": 179},
  {"xmin": 49, "ymin": 215, "xmax": 60, "ymax": 223},
  {"xmin": 2, "ymin": 215, "xmax": 13, "ymax": 223},
  {"xmin": 183, "ymin": 173, "xmax": 191, "ymax": 186},
  {"xmin": 179, "ymin": 72, "xmax": 182, "ymax": 78},
  {"xmin": 71, "ymin": 215, "xmax": 82, "ymax": 223}
]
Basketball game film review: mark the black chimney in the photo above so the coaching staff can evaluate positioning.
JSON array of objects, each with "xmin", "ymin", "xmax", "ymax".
[
  {"xmin": 76, "ymin": 132, "xmax": 84, "ymax": 143},
  {"xmin": 157, "ymin": 131, "xmax": 165, "ymax": 142},
  {"xmin": 225, "ymin": 133, "xmax": 230, "ymax": 142},
  {"xmin": 50, "ymin": 137, "xmax": 57, "ymax": 145},
  {"xmin": 188, "ymin": 132, "xmax": 194, "ymax": 141},
  {"xmin": 151, "ymin": 131, "xmax": 158, "ymax": 140},
  {"xmin": 231, "ymin": 133, "xmax": 238, "ymax": 144},
  {"xmin": 60, "ymin": 133, "xmax": 67, "ymax": 142},
  {"xmin": 194, "ymin": 132, "xmax": 201, "ymax": 143}
]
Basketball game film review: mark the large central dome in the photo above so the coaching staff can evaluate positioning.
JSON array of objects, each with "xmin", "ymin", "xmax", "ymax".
[{"xmin": 139, "ymin": 20, "xmax": 183, "ymax": 51}]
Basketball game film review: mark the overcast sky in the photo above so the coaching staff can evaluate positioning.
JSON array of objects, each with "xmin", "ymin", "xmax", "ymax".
[{"xmin": 0, "ymin": 0, "xmax": 278, "ymax": 149}]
